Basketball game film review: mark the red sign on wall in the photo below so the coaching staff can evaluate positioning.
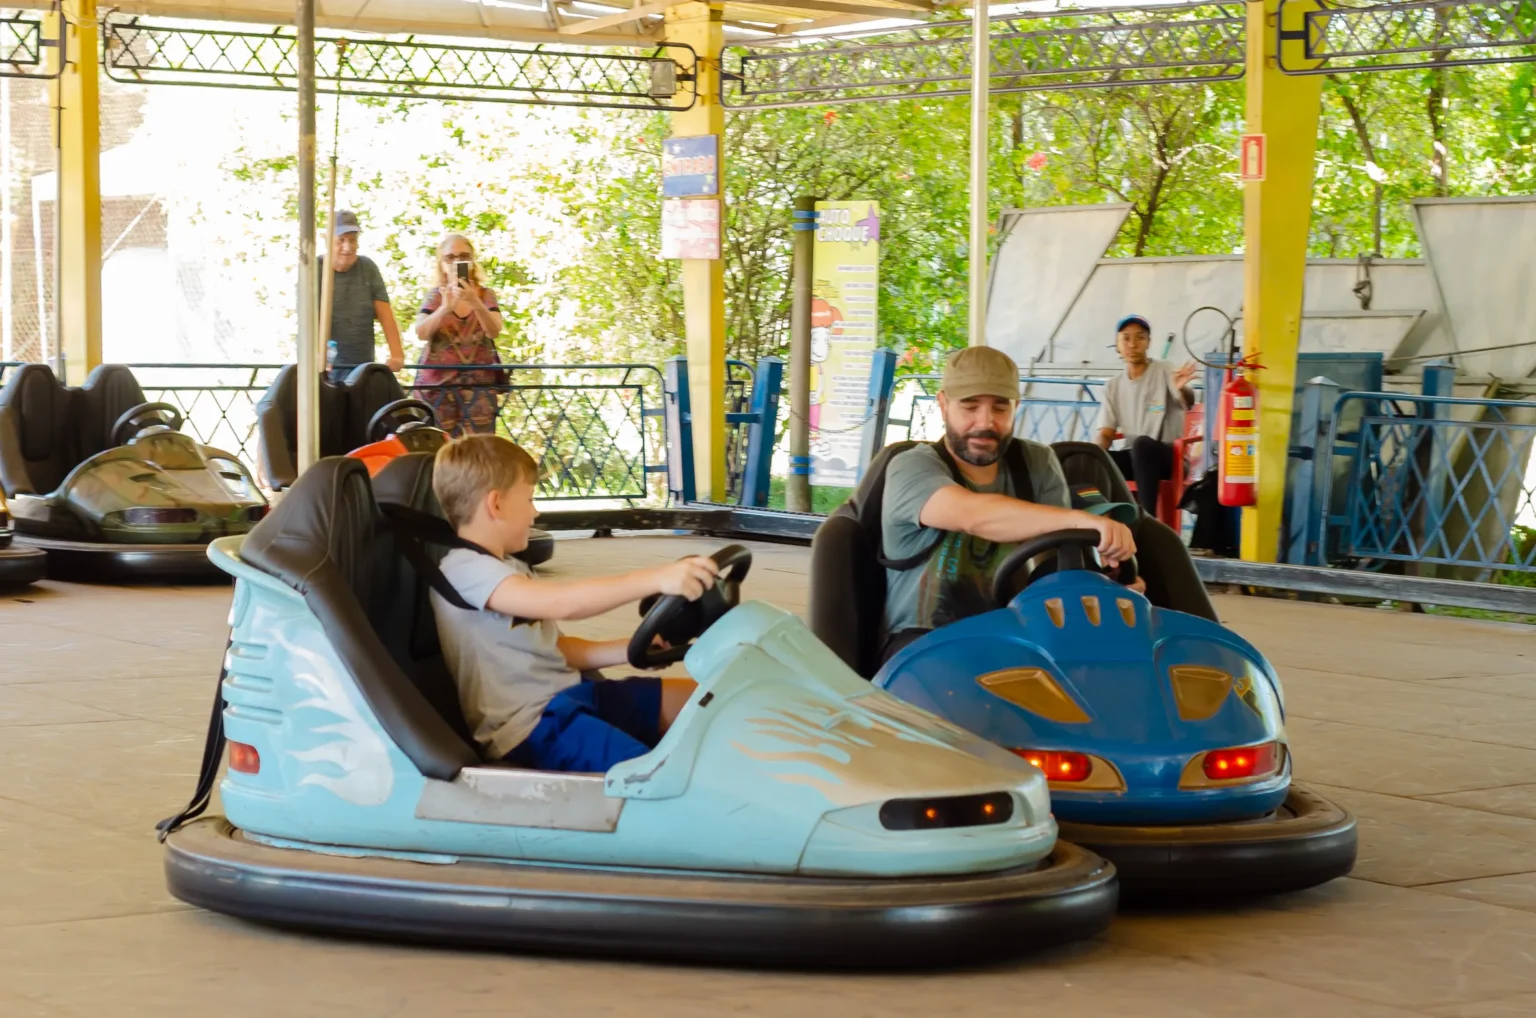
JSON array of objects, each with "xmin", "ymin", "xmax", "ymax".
[{"xmin": 1240, "ymin": 134, "xmax": 1266, "ymax": 182}]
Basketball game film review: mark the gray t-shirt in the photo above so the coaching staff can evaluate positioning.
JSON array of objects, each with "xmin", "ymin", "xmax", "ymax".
[
  {"xmin": 430, "ymin": 547, "xmax": 579, "ymax": 758},
  {"xmin": 881, "ymin": 441, "xmax": 1069, "ymax": 634},
  {"xmin": 1095, "ymin": 359, "xmax": 1189, "ymax": 444},
  {"xmin": 322, "ymin": 255, "xmax": 390, "ymax": 367}
]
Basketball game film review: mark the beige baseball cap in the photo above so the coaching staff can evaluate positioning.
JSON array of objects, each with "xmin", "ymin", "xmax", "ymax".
[{"xmin": 940, "ymin": 346, "xmax": 1020, "ymax": 401}]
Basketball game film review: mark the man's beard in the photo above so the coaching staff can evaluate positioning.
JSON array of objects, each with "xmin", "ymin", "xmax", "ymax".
[{"xmin": 945, "ymin": 425, "xmax": 1006, "ymax": 466}]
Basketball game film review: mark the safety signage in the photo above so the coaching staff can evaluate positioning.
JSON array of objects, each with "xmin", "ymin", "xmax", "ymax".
[
  {"xmin": 661, "ymin": 199, "xmax": 720, "ymax": 260},
  {"xmin": 810, "ymin": 200, "xmax": 881, "ymax": 487},
  {"xmin": 1240, "ymin": 134, "xmax": 1266, "ymax": 182},
  {"xmin": 662, "ymin": 135, "xmax": 719, "ymax": 198}
]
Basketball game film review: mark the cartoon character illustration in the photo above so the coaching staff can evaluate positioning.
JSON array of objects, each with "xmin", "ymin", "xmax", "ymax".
[{"xmin": 809, "ymin": 296, "xmax": 841, "ymax": 438}]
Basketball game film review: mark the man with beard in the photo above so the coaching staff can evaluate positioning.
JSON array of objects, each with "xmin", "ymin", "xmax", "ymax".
[{"xmin": 879, "ymin": 347, "xmax": 1137, "ymax": 663}]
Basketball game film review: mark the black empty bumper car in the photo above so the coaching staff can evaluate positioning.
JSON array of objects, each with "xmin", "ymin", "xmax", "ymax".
[{"xmin": 0, "ymin": 364, "xmax": 267, "ymax": 581}]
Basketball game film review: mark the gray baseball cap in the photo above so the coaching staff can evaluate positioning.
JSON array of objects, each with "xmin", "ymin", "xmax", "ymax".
[{"xmin": 333, "ymin": 210, "xmax": 361, "ymax": 236}]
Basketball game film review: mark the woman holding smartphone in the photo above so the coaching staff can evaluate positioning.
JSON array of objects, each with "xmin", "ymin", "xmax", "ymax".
[{"xmin": 412, "ymin": 233, "xmax": 507, "ymax": 436}]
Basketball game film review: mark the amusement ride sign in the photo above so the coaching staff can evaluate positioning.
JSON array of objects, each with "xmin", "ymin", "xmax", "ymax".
[{"xmin": 810, "ymin": 200, "xmax": 881, "ymax": 487}]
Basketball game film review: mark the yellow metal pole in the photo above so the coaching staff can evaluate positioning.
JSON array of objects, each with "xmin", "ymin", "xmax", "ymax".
[
  {"xmin": 664, "ymin": 3, "xmax": 726, "ymax": 501},
  {"xmin": 1239, "ymin": 0, "xmax": 1322, "ymax": 562},
  {"xmin": 51, "ymin": 0, "xmax": 102, "ymax": 383}
]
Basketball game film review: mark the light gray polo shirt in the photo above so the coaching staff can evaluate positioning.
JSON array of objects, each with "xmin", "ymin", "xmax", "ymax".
[
  {"xmin": 1095, "ymin": 359, "xmax": 1190, "ymax": 444},
  {"xmin": 430, "ymin": 548, "xmax": 580, "ymax": 758}
]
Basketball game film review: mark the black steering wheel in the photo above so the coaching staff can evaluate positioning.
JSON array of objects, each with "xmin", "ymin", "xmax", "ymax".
[
  {"xmin": 989, "ymin": 528, "xmax": 1139, "ymax": 608},
  {"xmin": 627, "ymin": 545, "xmax": 753, "ymax": 669},
  {"xmin": 111, "ymin": 402, "xmax": 185, "ymax": 446},
  {"xmin": 367, "ymin": 399, "xmax": 438, "ymax": 443}
]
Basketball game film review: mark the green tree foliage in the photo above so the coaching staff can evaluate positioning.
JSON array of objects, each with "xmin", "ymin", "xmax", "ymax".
[{"xmin": 209, "ymin": 62, "xmax": 1535, "ymax": 369}]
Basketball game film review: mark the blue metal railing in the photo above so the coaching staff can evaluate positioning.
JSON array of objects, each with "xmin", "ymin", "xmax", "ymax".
[
  {"xmin": 882, "ymin": 373, "xmax": 1107, "ymax": 448},
  {"xmin": 1320, "ymin": 391, "xmax": 1536, "ymax": 577}
]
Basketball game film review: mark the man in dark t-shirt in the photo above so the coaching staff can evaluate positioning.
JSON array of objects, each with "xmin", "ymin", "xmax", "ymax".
[{"xmin": 322, "ymin": 210, "xmax": 406, "ymax": 381}]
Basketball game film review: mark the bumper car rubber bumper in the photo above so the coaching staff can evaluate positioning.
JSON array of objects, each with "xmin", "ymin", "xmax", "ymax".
[
  {"xmin": 1055, "ymin": 786, "xmax": 1356, "ymax": 898},
  {"xmin": 165, "ymin": 817, "xmax": 1118, "ymax": 967},
  {"xmin": 522, "ymin": 528, "xmax": 555, "ymax": 568},
  {"xmin": 0, "ymin": 544, "xmax": 47, "ymax": 588},
  {"xmin": 16, "ymin": 534, "xmax": 228, "ymax": 583}
]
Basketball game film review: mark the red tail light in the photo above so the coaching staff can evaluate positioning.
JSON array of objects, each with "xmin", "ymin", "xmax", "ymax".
[
  {"xmin": 1014, "ymin": 749, "xmax": 1093, "ymax": 783},
  {"xmin": 1202, "ymin": 742, "xmax": 1279, "ymax": 781},
  {"xmin": 228, "ymin": 741, "xmax": 261, "ymax": 774}
]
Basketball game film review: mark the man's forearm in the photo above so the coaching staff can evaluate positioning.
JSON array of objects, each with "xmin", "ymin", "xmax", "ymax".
[
  {"xmin": 377, "ymin": 303, "xmax": 405, "ymax": 358},
  {"xmin": 921, "ymin": 488, "xmax": 1095, "ymax": 545}
]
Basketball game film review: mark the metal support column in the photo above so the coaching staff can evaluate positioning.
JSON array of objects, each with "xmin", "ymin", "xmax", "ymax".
[
  {"xmin": 1239, "ymin": 0, "xmax": 1322, "ymax": 561},
  {"xmin": 786, "ymin": 196, "xmax": 816, "ymax": 511},
  {"xmin": 295, "ymin": 0, "xmax": 319, "ymax": 475},
  {"xmin": 53, "ymin": 0, "xmax": 101, "ymax": 384},
  {"xmin": 665, "ymin": 3, "xmax": 726, "ymax": 501},
  {"xmin": 967, "ymin": 3, "xmax": 990, "ymax": 347}
]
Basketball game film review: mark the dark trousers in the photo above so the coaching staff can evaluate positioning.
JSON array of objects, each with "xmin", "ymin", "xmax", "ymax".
[{"xmin": 1109, "ymin": 436, "xmax": 1175, "ymax": 515}]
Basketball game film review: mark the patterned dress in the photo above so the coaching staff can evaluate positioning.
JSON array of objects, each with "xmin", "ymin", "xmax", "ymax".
[{"xmin": 411, "ymin": 286, "xmax": 505, "ymax": 436}]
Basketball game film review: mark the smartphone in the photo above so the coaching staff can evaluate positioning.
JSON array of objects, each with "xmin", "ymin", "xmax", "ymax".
[{"xmin": 454, "ymin": 260, "xmax": 470, "ymax": 283}]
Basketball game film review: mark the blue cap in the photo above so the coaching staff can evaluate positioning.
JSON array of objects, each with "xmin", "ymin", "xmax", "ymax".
[{"xmin": 1115, "ymin": 314, "xmax": 1151, "ymax": 334}]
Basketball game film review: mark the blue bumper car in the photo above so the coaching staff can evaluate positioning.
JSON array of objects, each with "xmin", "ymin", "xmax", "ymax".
[
  {"xmin": 158, "ymin": 456, "xmax": 1116, "ymax": 966},
  {"xmin": 810, "ymin": 442, "xmax": 1356, "ymax": 897}
]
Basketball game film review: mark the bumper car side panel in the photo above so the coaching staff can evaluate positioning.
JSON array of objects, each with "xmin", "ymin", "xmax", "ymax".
[
  {"xmin": 0, "ymin": 544, "xmax": 47, "ymax": 588},
  {"xmin": 1056, "ymin": 786, "xmax": 1357, "ymax": 897},
  {"xmin": 16, "ymin": 534, "xmax": 228, "ymax": 583},
  {"xmin": 166, "ymin": 817, "xmax": 1118, "ymax": 967}
]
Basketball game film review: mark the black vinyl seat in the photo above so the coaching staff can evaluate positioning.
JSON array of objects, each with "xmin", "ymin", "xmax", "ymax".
[
  {"xmin": 255, "ymin": 364, "xmax": 409, "ymax": 490},
  {"xmin": 0, "ymin": 364, "xmax": 152, "ymax": 497},
  {"xmin": 241, "ymin": 455, "xmax": 479, "ymax": 780},
  {"xmin": 809, "ymin": 440, "xmax": 1216, "ymax": 679}
]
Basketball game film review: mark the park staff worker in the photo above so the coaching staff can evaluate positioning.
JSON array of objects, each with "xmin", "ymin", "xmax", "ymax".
[{"xmin": 1093, "ymin": 314, "xmax": 1198, "ymax": 515}]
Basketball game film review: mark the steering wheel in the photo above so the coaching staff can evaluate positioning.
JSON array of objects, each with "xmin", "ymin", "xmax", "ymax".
[
  {"xmin": 111, "ymin": 402, "xmax": 185, "ymax": 446},
  {"xmin": 989, "ymin": 528, "xmax": 1139, "ymax": 608},
  {"xmin": 627, "ymin": 545, "xmax": 753, "ymax": 670},
  {"xmin": 366, "ymin": 399, "xmax": 438, "ymax": 443}
]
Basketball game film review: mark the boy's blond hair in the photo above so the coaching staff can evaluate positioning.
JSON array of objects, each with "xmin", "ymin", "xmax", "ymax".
[{"xmin": 433, "ymin": 434, "xmax": 539, "ymax": 527}]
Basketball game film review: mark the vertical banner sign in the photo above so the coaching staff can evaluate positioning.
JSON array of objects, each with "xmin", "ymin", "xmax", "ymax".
[
  {"xmin": 810, "ymin": 200, "xmax": 880, "ymax": 486},
  {"xmin": 1240, "ymin": 134, "xmax": 1266, "ymax": 182}
]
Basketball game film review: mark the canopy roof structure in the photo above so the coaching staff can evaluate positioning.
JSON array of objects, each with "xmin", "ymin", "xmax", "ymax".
[{"xmin": 8, "ymin": 0, "xmax": 940, "ymax": 46}]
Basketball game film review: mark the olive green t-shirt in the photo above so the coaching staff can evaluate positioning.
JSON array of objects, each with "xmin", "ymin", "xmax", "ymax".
[{"xmin": 880, "ymin": 441, "xmax": 1069, "ymax": 634}]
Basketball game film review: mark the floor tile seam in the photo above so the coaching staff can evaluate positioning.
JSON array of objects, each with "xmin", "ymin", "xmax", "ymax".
[
  {"xmin": 0, "ymin": 904, "xmax": 197, "ymax": 933},
  {"xmin": 1400, "ymin": 867, "xmax": 1536, "ymax": 889},
  {"xmin": 1287, "ymin": 715, "xmax": 1536, "ymax": 756},
  {"xmin": 1, "ymin": 617, "xmax": 229, "ymax": 652},
  {"xmin": 1308, "ymin": 779, "xmax": 1536, "ymax": 806},
  {"xmin": 1080, "ymin": 938, "xmax": 1445, "ymax": 1016},
  {"xmin": 1286, "ymin": 712, "xmax": 1536, "ymax": 752}
]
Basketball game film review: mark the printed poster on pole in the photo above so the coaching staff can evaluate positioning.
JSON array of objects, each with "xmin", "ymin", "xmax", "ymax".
[{"xmin": 810, "ymin": 199, "xmax": 880, "ymax": 487}]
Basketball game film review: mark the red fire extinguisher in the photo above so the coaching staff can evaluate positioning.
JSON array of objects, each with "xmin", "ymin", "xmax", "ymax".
[{"xmin": 1216, "ymin": 359, "xmax": 1260, "ymax": 507}]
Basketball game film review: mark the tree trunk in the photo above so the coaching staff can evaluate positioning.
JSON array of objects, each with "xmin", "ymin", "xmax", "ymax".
[{"xmin": 1332, "ymin": 76, "xmax": 1385, "ymax": 255}]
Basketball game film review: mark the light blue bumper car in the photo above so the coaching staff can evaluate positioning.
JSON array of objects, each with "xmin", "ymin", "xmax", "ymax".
[{"xmin": 158, "ymin": 457, "xmax": 1116, "ymax": 966}]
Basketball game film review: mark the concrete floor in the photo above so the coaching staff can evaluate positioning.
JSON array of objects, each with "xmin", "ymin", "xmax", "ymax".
[{"xmin": 2, "ymin": 534, "xmax": 1536, "ymax": 1017}]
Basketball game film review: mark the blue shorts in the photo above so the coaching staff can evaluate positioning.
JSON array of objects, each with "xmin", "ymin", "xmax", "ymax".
[{"xmin": 504, "ymin": 676, "xmax": 663, "ymax": 773}]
